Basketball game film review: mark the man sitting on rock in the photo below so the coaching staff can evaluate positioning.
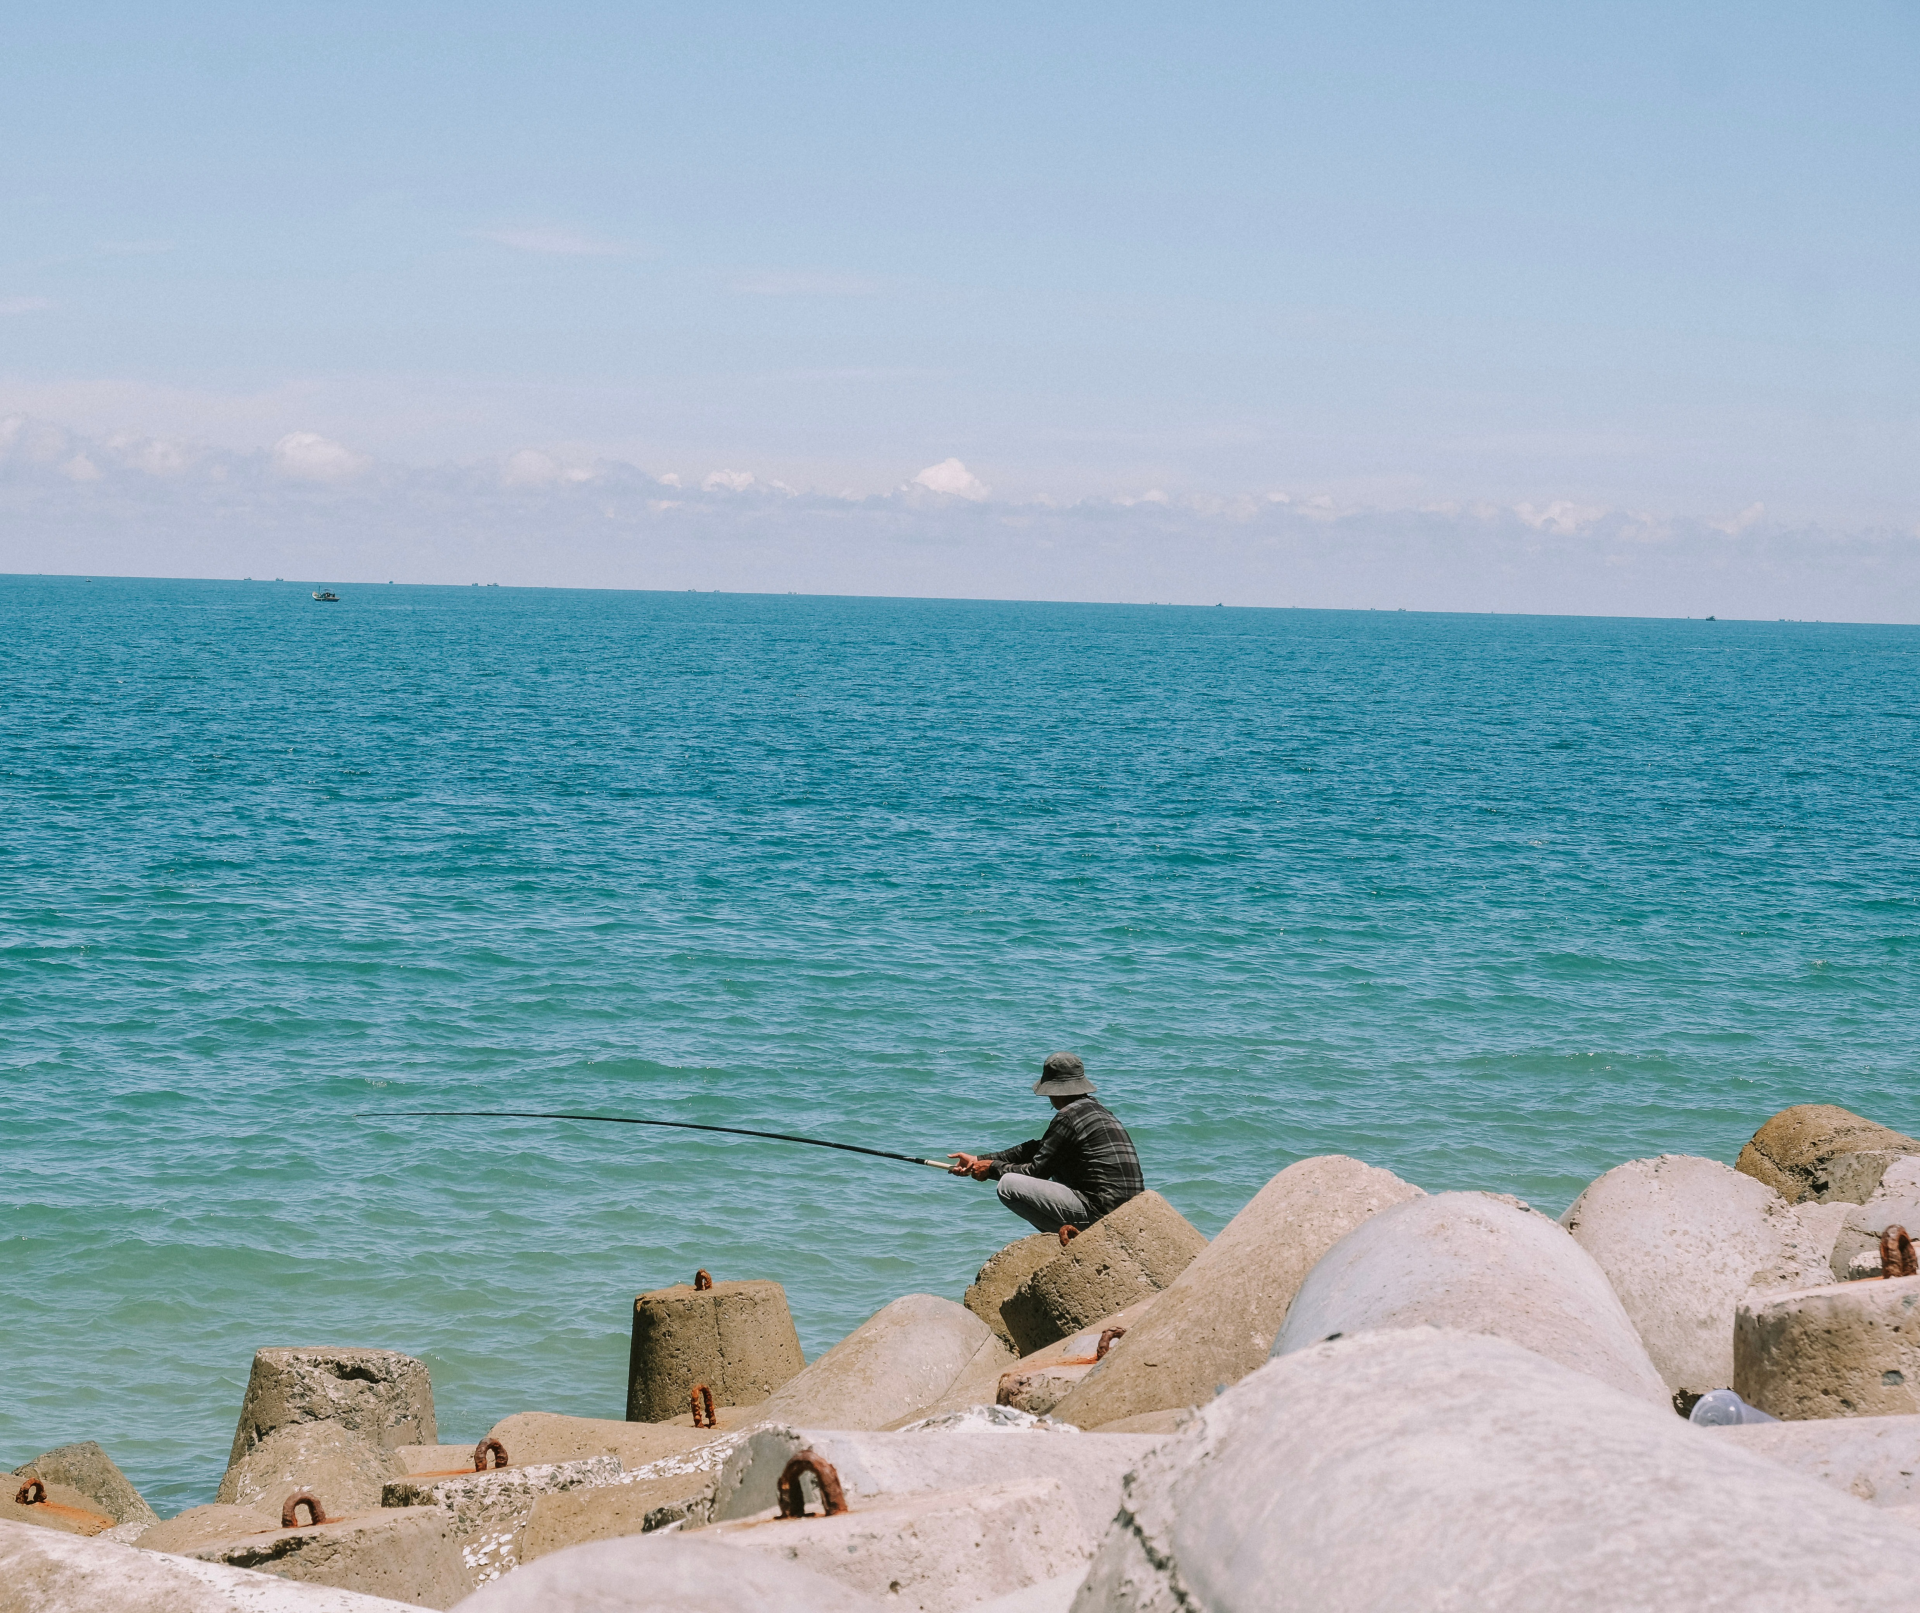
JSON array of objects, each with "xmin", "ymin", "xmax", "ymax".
[{"xmin": 947, "ymin": 1052, "xmax": 1144, "ymax": 1235}]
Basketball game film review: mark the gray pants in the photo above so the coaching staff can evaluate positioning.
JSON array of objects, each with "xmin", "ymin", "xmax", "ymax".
[{"xmin": 998, "ymin": 1173, "xmax": 1095, "ymax": 1235}]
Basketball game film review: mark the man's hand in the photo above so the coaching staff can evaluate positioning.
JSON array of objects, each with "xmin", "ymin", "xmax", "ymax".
[{"xmin": 947, "ymin": 1152, "xmax": 995, "ymax": 1181}]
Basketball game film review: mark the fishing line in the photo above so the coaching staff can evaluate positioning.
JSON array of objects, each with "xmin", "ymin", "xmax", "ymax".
[{"xmin": 379, "ymin": 1110, "xmax": 956, "ymax": 1171}]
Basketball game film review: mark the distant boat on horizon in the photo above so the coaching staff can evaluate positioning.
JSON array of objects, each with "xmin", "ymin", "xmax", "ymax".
[{"xmin": 312, "ymin": 590, "xmax": 339, "ymax": 602}]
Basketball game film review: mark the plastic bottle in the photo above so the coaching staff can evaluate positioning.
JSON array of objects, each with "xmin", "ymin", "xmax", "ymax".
[{"xmin": 1688, "ymin": 1389, "xmax": 1779, "ymax": 1427}]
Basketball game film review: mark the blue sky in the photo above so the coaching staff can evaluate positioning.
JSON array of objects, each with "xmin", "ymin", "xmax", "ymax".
[{"xmin": 2, "ymin": 3, "xmax": 1916, "ymax": 605}]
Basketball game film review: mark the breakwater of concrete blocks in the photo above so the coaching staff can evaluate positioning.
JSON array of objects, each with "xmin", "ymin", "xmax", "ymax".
[{"xmin": 12, "ymin": 1100, "xmax": 1920, "ymax": 1611}]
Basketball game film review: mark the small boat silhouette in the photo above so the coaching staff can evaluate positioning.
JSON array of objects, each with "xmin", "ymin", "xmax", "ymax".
[{"xmin": 312, "ymin": 590, "xmax": 340, "ymax": 602}]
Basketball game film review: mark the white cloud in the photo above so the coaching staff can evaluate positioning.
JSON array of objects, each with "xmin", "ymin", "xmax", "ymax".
[
  {"xmin": 1516, "ymin": 499, "xmax": 1605, "ymax": 535},
  {"xmin": 0, "ymin": 297, "xmax": 52, "ymax": 315},
  {"xmin": 59, "ymin": 454, "xmax": 101, "ymax": 482},
  {"xmin": 272, "ymin": 431, "xmax": 369, "ymax": 482},
  {"xmin": 731, "ymin": 271, "xmax": 883, "ymax": 297},
  {"xmin": 1712, "ymin": 502, "xmax": 1766, "ymax": 535},
  {"xmin": 501, "ymin": 449, "xmax": 595, "ymax": 487},
  {"xmin": 109, "ymin": 435, "xmax": 196, "ymax": 477},
  {"xmin": 703, "ymin": 469, "xmax": 755, "ymax": 492},
  {"xmin": 912, "ymin": 458, "xmax": 989, "ymax": 500},
  {"xmin": 476, "ymin": 228, "xmax": 637, "ymax": 257}
]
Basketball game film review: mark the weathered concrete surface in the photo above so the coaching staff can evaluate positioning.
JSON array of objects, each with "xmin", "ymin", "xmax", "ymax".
[
  {"xmin": 751, "ymin": 1296, "xmax": 991, "ymax": 1431},
  {"xmin": 393, "ymin": 1447, "xmax": 485, "ymax": 1478},
  {"xmin": 219, "ymin": 1420, "xmax": 405, "ymax": 1516},
  {"xmin": 0, "ymin": 1478, "xmax": 116, "ymax": 1537},
  {"xmin": 447, "ymin": 1533, "xmax": 886, "ymax": 1612},
  {"xmin": 963, "ymin": 1235, "xmax": 1062, "ymax": 1351},
  {"xmin": 1795, "ymin": 1198, "xmax": 1855, "ymax": 1275},
  {"xmin": 709, "ymin": 1426, "xmax": 1160, "ymax": 1545},
  {"xmin": 994, "ymin": 1298, "xmax": 1158, "ymax": 1417},
  {"xmin": 1736, "ymin": 1275, "xmax": 1920, "ymax": 1419},
  {"xmin": 138, "ymin": 1503, "xmax": 281, "ymax": 1554},
  {"xmin": 1716, "ymin": 1414, "xmax": 1920, "ymax": 1505},
  {"xmin": 1560, "ymin": 1153, "xmax": 1830, "ymax": 1398},
  {"xmin": 383, "ymin": 1457, "xmax": 618, "ymax": 1590},
  {"xmin": 1274, "ymin": 1191, "xmax": 1669, "ymax": 1406},
  {"xmin": 482, "ymin": 1412, "xmax": 744, "ymax": 1469},
  {"xmin": 0, "ymin": 1517, "xmax": 435, "ymax": 1613},
  {"xmin": 230, "ymin": 1350, "xmax": 436, "ymax": 1468},
  {"xmin": 626, "ymin": 1279, "xmax": 806, "ymax": 1423},
  {"xmin": 968, "ymin": 1575, "xmax": 1084, "ymax": 1613},
  {"xmin": 1071, "ymin": 1328, "xmax": 1920, "ymax": 1613},
  {"xmin": 1000, "ymin": 1193, "xmax": 1206, "ymax": 1356},
  {"xmin": 1830, "ymin": 1195, "xmax": 1920, "ymax": 1280},
  {"xmin": 186, "ymin": 1509, "xmax": 469, "ymax": 1611},
  {"xmin": 10, "ymin": 1441, "xmax": 156, "ymax": 1528},
  {"xmin": 1735, "ymin": 1104, "xmax": 1920, "ymax": 1205},
  {"xmin": 1056, "ymin": 1156, "xmax": 1423, "ymax": 1429},
  {"xmin": 1088, "ymin": 1410, "xmax": 1190, "ymax": 1435},
  {"xmin": 706, "ymin": 1476, "xmax": 1083, "ymax": 1613},
  {"xmin": 518, "ymin": 1470, "xmax": 719, "ymax": 1563},
  {"xmin": 879, "ymin": 1335, "xmax": 1017, "ymax": 1429}
]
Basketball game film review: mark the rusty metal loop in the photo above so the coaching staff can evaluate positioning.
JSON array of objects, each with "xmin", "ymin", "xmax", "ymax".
[
  {"xmin": 1096, "ymin": 1327, "xmax": 1127, "ymax": 1361},
  {"xmin": 776, "ymin": 1451, "xmax": 848, "ymax": 1519},
  {"xmin": 15, "ymin": 1477, "xmax": 46, "ymax": 1506},
  {"xmin": 691, "ymin": 1383, "xmax": 717, "ymax": 1429},
  {"xmin": 281, "ymin": 1491, "xmax": 327, "ymax": 1529},
  {"xmin": 1882, "ymin": 1225, "xmax": 1918, "ymax": 1279},
  {"xmin": 1058, "ymin": 1225, "xmax": 1078, "ymax": 1248},
  {"xmin": 694, "ymin": 1269, "xmax": 713, "ymax": 1291},
  {"xmin": 472, "ymin": 1438, "xmax": 510, "ymax": 1471}
]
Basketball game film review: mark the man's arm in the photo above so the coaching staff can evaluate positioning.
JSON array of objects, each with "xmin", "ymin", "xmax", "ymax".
[{"xmin": 947, "ymin": 1135, "xmax": 1042, "ymax": 1179}]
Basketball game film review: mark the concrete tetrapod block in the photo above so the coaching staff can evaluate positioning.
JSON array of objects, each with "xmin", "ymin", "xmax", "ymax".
[
  {"xmin": 219, "ymin": 1419, "xmax": 406, "ymax": 1516},
  {"xmin": 963, "ymin": 1235, "xmax": 1063, "ymax": 1350},
  {"xmin": 708, "ymin": 1425, "xmax": 1162, "ymax": 1544},
  {"xmin": 626, "ymin": 1279, "xmax": 806, "ymax": 1423},
  {"xmin": 9, "ymin": 1441, "xmax": 156, "ymax": 1529},
  {"xmin": 138, "ymin": 1504, "xmax": 281, "ymax": 1553},
  {"xmin": 1070, "ymin": 1328, "xmax": 1920, "ymax": 1613},
  {"xmin": 750, "ymin": 1295, "xmax": 992, "ymax": 1430},
  {"xmin": 1829, "ymin": 1195, "xmax": 1920, "ymax": 1279},
  {"xmin": 0, "ymin": 1517, "xmax": 436, "ymax": 1613},
  {"xmin": 383, "ymin": 1457, "xmax": 619, "ymax": 1589},
  {"xmin": 1795, "ymin": 1199, "xmax": 1855, "ymax": 1276},
  {"xmin": 185, "ymin": 1509, "xmax": 470, "ymax": 1611},
  {"xmin": 518, "ymin": 1470, "xmax": 721, "ymax": 1563},
  {"xmin": 0, "ymin": 1478, "xmax": 117, "ymax": 1537},
  {"xmin": 1000, "ymin": 1192, "xmax": 1207, "ymax": 1356},
  {"xmin": 705, "ymin": 1475, "xmax": 1084, "ymax": 1613},
  {"xmin": 1735, "ymin": 1103, "xmax": 1920, "ymax": 1205},
  {"xmin": 994, "ymin": 1297, "xmax": 1159, "ymax": 1417},
  {"xmin": 230, "ymin": 1349, "xmax": 437, "ymax": 1468},
  {"xmin": 483, "ymin": 1411, "xmax": 749, "ymax": 1469},
  {"xmin": 1736, "ymin": 1275, "xmax": 1920, "ymax": 1419},
  {"xmin": 1054, "ymin": 1155, "xmax": 1423, "ymax": 1429},
  {"xmin": 1715, "ymin": 1414, "xmax": 1920, "ymax": 1505},
  {"xmin": 1559, "ymin": 1153, "xmax": 1831, "ymax": 1401},
  {"xmin": 1273, "ymin": 1190, "xmax": 1670, "ymax": 1406},
  {"xmin": 447, "ymin": 1533, "xmax": 886, "ymax": 1613},
  {"xmin": 880, "ymin": 1334, "xmax": 1018, "ymax": 1429}
]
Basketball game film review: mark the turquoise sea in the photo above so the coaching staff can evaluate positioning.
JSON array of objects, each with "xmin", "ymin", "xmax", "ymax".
[{"xmin": 4, "ymin": 573, "xmax": 1918, "ymax": 1513}]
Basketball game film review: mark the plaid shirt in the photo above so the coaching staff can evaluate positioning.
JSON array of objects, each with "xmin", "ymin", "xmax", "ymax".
[{"xmin": 986, "ymin": 1098, "xmax": 1144, "ymax": 1222}]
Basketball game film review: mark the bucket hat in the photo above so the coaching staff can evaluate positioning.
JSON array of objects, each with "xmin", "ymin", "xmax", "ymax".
[{"xmin": 1033, "ymin": 1051, "xmax": 1096, "ymax": 1096}]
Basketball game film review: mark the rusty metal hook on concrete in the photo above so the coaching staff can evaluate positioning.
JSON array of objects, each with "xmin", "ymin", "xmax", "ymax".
[
  {"xmin": 691, "ymin": 1384, "xmax": 718, "ymax": 1429},
  {"xmin": 1096, "ymin": 1327, "xmax": 1127, "ymax": 1361},
  {"xmin": 15, "ymin": 1477, "xmax": 46, "ymax": 1506},
  {"xmin": 776, "ymin": 1451, "xmax": 848, "ymax": 1519},
  {"xmin": 281, "ymin": 1492, "xmax": 327, "ymax": 1529},
  {"xmin": 1058, "ymin": 1226, "xmax": 1078, "ymax": 1247},
  {"xmin": 1882, "ymin": 1225, "xmax": 1918, "ymax": 1279},
  {"xmin": 473, "ymin": 1438, "xmax": 510, "ymax": 1471},
  {"xmin": 694, "ymin": 1269, "xmax": 714, "ymax": 1290}
]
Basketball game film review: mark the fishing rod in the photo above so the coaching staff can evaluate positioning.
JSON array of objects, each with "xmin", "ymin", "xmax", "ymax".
[{"xmin": 381, "ymin": 1110, "xmax": 957, "ymax": 1171}]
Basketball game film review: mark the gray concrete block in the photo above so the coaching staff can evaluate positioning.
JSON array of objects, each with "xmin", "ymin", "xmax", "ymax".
[
  {"xmin": 967, "ymin": 1575, "xmax": 1084, "ymax": 1613},
  {"xmin": 626, "ymin": 1279, "xmax": 806, "ymax": 1423},
  {"xmin": 1735, "ymin": 1104, "xmax": 1920, "ymax": 1205},
  {"xmin": 994, "ymin": 1297, "xmax": 1158, "ymax": 1417},
  {"xmin": 482, "ymin": 1411, "xmax": 751, "ymax": 1470},
  {"xmin": 0, "ymin": 1517, "xmax": 436, "ymax": 1612},
  {"xmin": 218, "ymin": 1419, "xmax": 405, "ymax": 1516},
  {"xmin": 229, "ymin": 1349, "xmax": 436, "ymax": 1468},
  {"xmin": 1000, "ymin": 1192, "xmax": 1206, "ymax": 1356},
  {"xmin": 704, "ymin": 1475, "xmax": 1084, "ymax": 1613},
  {"xmin": 184, "ymin": 1508, "xmax": 469, "ymax": 1610},
  {"xmin": 393, "ymin": 1447, "xmax": 485, "ymax": 1478},
  {"xmin": 1560, "ymin": 1153, "xmax": 1830, "ymax": 1398},
  {"xmin": 1795, "ymin": 1198, "xmax": 1855, "ymax": 1275},
  {"xmin": 1715, "ymin": 1413, "xmax": 1920, "ymax": 1505},
  {"xmin": 963, "ymin": 1235, "xmax": 1062, "ymax": 1350},
  {"xmin": 708, "ymin": 1425, "xmax": 1160, "ymax": 1546},
  {"xmin": 9, "ymin": 1442, "xmax": 156, "ymax": 1528},
  {"xmin": 1071, "ymin": 1327, "xmax": 1920, "ymax": 1613},
  {"xmin": 1274, "ymin": 1190, "xmax": 1669, "ymax": 1406},
  {"xmin": 1736, "ymin": 1274, "xmax": 1920, "ymax": 1419},
  {"xmin": 0, "ymin": 1477, "xmax": 117, "ymax": 1538},
  {"xmin": 751, "ymin": 1295, "xmax": 991, "ymax": 1431},
  {"xmin": 1831, "ymin": 1195, "xmax": 1920, "ymax": 1280},
  {"xmin": 446, "ymin": 1533, "xmax": 885, "ymax": 1612},
  {"xmin": 137, "ymin": 1503, "xmax": 281, "ymax": 1554},
  {"xmin": 518, "ymin": 1470, "xmax": 720, "ymax": 1563},
  {"xmin": 878, "ymin": 1335, "xmax": 1017, "ymax": 1429},
  {"xmin": 1055, "ymin": 1155, "xmax": 1423, "ymax": 1429},
  {"xmin": 383, "ymin": 1457, "xmax": 619, "ymax": 1591}
]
